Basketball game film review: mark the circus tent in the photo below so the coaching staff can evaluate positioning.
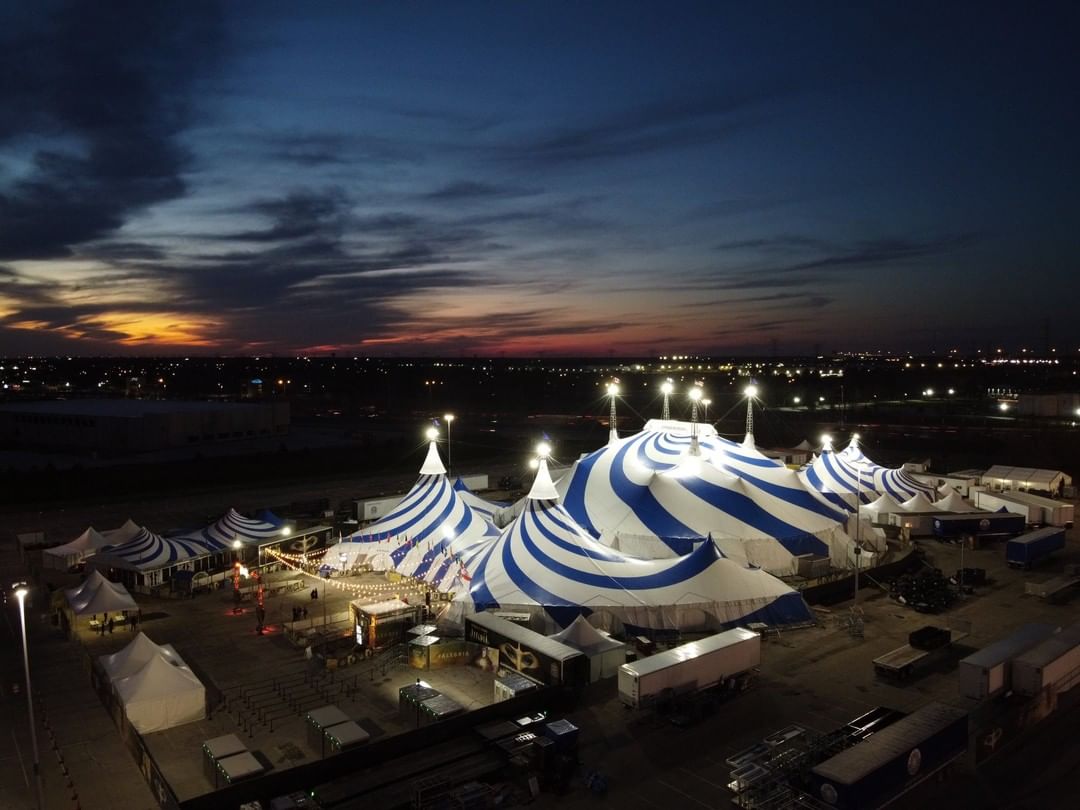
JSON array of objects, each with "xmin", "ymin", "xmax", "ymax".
[
  {"xmin": 450, "ymin": 455, "xmax": 814, "ymax": 634},
  {"xmin": 182, "ymin": 508, "xmax": 286, "ymax": 548},
  {"xmin": 557, "ymin": 420, "xmax": 852, "ymax": 574},
  {"xmin": 452, "ymin": 479, "xmax": 505, "ymax": 522},
  {"xmin": 839, "ymin": 437, "xmax": 939, "ymax": 501},
  {"xmin": 330, "ymin": 438, "xmax": 497, "ymax": 592}
]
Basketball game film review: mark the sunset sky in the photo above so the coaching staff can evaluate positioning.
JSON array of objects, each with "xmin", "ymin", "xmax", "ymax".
[{"xmin": 1, "ymin": 2, "xmax": 1078, "ymax": 356}]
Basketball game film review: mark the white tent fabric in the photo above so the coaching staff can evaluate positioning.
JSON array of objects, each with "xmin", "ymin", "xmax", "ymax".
[
  {"xmin": 99, "ymin": 633, "xmax": 184, "ymax": 682},
  {"xmin": 549, "ymin": 615, "xmax": 627, "ymax": 681},
  {"xmin": 181, "ymin": 508, "xmax": 286, "ymax": 549},
  {"xmin": 44, "ymin": 527, "xmax": 109, "ymax": 570},
  {"xmin": 113, "ymin": 651, "xmax": 205, "ymax": 734},
  {"xmin": 452, "ymin": 479, "xmax": 505, "ymax": 522},
  {"xmin": 329, "ymin": 440, "xmax": 498, "ymax": 592},
  {"xmin": 900, "ymin": 492, "xmax": 941, "ymax": 512},
  {"xmin": 557, "ymin": 421, "xmax": 852, "ymax": 574},
  {"xmin": 863, "ymin": 492, "xmax": 905, "ymax": 517},
  {"xmin": 933, "ymin": 491, "xmax": 980, "ymax": 512},
  {"xmin": 453, "ymin": 459, "xmax": 813, "ymax": 634},
  {"xmin": 982, "ymin": 465, "xmax": 1071, "ymax": 493},
  {"xmin": 92, "ymin": 527, "xmax": 227, "ymax": 573},
  {"xmin": 65, "ymin": 571, "xmax": 138, "ymax": 615},
  {"xmin": 839, "ymin": 438, "xmax": 939, "ymax": 501},
  {"xmin": 103, "ymin": 519, "xmax": 143, "ymax": 546}
]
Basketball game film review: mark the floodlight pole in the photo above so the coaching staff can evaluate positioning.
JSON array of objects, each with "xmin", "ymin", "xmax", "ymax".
[
  {"xmin": 854, "ymin": 470, "xmax": 862, "ymax": 608},
  {"xmin": 15, "ymin": 587, "xmax": 45, "ymax": 810}
]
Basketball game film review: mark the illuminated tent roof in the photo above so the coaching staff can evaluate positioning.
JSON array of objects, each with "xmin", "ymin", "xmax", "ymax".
[
  {"xmin": 65, "ymin": 571, "xmax": 137, "ymax": 615},
  {"xmin": 182, "ymin": 508, "xmax": 285, "ymax": 548},
  {"xmin": 103, "ymin": 518, "xmax": 143, "ymax": 546},
  {"xmin": 900, "ymin": 492, "xmax": 941, "ymax": 512},
  {"xmin": 92, "ymin": 527, "xmax": 227, "ymax": 573},
  {"xmin": 454, "ymin": 459, "xmax": 813, "ymax": 633},
  {"xmin": 557, "ymin": 420, "xmax": 851, "ymax": 574},
  {"xmin": 113, "ymin": 650, "xmax": 205, "ymax": 734},
  {"xmin": 863, "ymin": 492, "xmax": 905, "ymax": 516},
  {"xmin": 839, "ymin": 438, "xmax": 939, "ymax": 501},
  {"xmin": 43, "ymin": 526, "xmax": 110, "ymax": 570},
  {"xmin": 99, "ymin": 633, "xmax": 185, "ymax": 682},
  {"xmin": 332, "ymin": 439, "xmax": 498, "ymax": 591},
  {"xmin": 933, "ymin": 490, "xmax": 980, "ymax": 512},
  {"xmin": 982, "ymin": 465, "xmax": 1071, "ymax": 492}
]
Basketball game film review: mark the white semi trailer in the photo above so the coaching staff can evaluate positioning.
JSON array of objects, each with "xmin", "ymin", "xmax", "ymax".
[{"xmin": 618, "ymin": 627, "xmax": 761, "ymax": 709}]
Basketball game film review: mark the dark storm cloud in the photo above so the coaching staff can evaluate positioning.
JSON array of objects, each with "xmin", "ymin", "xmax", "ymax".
[
  {"xmin": 0, "ymin": 1, "xmax": 223, "ymax": 261},
  {"xmin": 771, "ymin": 233, "xmax": 980, "ymax": 275},
  {"xmin": 229, "ymin": 188, "xmax": 350, "ymax": 242},
  {"xmin": 508, "ymin": 83, "xmax": 794, "ymax": 165}
]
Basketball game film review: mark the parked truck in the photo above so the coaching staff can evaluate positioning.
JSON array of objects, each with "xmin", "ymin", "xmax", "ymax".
[
  {"xmin": 975, "ymin": 490, "xmax": 1073, "ymax": 527},
  {"xmin": 617, "ymin": 627, "xmax": 760, "ymax": 708},
  {"xmin": 1011, "ymin": 623, "xmax": 1080, "ymax": 696},
  {"xmin": 957, "ymin": 623, "xmax": 1059, "ymax": 700},
  {"xmin": 1005, "ymin": 527, "xmax": 1066, "ymax": 569},
  {"xmin": 932, "ymin": 511, "xmax": 1025, "ymax": 539}
]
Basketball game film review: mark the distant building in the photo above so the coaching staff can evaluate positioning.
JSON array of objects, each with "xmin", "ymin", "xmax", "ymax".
[
  {"xmin": 1014, "ymin": 392, "xmax": 1080, "ymax": 418},
  {"xmin": 0, "ymin": 399, "xmax": 289, "ymax": 453}
]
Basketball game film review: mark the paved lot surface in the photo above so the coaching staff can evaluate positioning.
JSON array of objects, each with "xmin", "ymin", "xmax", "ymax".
[{"xmin": 4, "ymin": 497, "xmax": 1080, "ymax": 810}]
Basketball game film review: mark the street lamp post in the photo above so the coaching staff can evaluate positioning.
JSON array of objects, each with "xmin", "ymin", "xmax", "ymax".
[
  {"xmin": 443, "ymin": 414, "xmax": 455, "ymax": 480},
  {"xmin": 14, "ymin": 584, "xmax": 45, "ymax": 810}
]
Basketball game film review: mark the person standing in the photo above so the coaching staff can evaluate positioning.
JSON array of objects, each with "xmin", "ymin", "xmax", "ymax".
[{"xmin": 107, "ymin": 617, "xmax": 115, "ymax": 634}]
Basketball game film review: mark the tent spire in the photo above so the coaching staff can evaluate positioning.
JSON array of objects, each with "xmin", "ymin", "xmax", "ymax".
[
  {"xmin": 419, "ymin": 426, "xmax": 447, "ymax": 475},
  {"xmin": 607, "ymin": 381, "xmax": 620, "ymax": 445},
  {"xmin": 528, "ymin": 441, "xmax": 560, "ymax": 500},
  {"xmin": 743, "ymin": 383, "xmax": 758, "ymax": 447}
]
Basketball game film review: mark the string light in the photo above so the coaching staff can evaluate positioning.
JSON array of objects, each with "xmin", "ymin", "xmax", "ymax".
[{"xmin": 267, "ymin": 549, "xmax": 445, "ymax": 601}]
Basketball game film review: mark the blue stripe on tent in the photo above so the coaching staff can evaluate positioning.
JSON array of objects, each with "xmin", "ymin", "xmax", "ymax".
[
  {"xmin": 560, "ymin": 449, "xmax": 604, "ymax": 538},
  {"xmin": 348, "ymin": 475, "xmax": 443, "ymax": 543},
  {"xmin": 516, "ymin": 502, "xmax": 718, "ymax": 589},
  {"xmin": 465, "ymin": 542, "xmax": 501, "ymax": 610},
  {"xmin": 412, "ymin": 507, "xmax": 473, "ymax": 578},
  {"xmin": 674, "ymin": 477, "xmax": 829, "ymax": 557},
  {"xmin": 820, "ymin": 453, "xmax": 874, "ymax": 499},
  {"xmin": 720, "ymin": 465, "xmax": 848, "ymax": 522},
  {"xmin": 389, "ymin": 480, "xmax": 459, "ymax": 565},
  {"xmin": 607, "ymin": 440, "xmax": 702, "ymax": 545},
  {"xmin": 803, "ymin": 466, "xmax": 855, "ymax": 512},
  {"xmin": 533, "ymin": 504, "xmax": 624, "ymax": 562}
]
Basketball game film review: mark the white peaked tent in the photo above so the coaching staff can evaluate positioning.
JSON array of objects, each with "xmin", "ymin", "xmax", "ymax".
[
  {"xmin": 104, "ymin": 519, "xmax": 143, "ymax": 546},
  {"xmin": 99, "ymin": 632, "xmax": 184, "ymax": 682},
  {"xmin": 549, "ymin": 615, "xmax": 626, "ymax": 681},
  {"xmin": 65, "ymin": 571, "xmax": 138, "ymax": 616},
  {"xmin": 863, "ymin": 492, "xmax": 905, "ymax": 519},
  {"xmin": 44, "ymin": 527, "xmax": 110, "ymax": 570},
  {"xmin": 934, "ymin": 490, "xmax": 980, "ymax": 512},
  {"xmin": 557, "ymin": 420, "xmax": 853, "ymax": 575},
  {"xmin": 113, "ymin": 650, "xmax": 205, "ymax": 734},
  {"xmin": 330, "ymin": 439, "xmax": 498, "ymax": 592},
  {"xmin": 901, "ymin": 492, "xmax": 941, "ymax": 512},
  {"xmin": 451, "ymin": 458, "xmax": 814, "ymax": 634}
]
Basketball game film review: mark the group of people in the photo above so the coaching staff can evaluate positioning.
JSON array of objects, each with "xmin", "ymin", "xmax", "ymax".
[
  {"xmin": 92, "ymin": 610, "xmax": 140, "ymax": 636},
  {"xmin": 291, "ymin": 605, "xmax": 309, "ymax": 622}
]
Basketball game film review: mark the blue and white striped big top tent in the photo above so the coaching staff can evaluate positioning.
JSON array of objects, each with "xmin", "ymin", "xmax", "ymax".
[
  {"xmin": 448, "ymin": 455, "xmax": 813, "ymax": 634},
  {"xmin": 452, "ymin": 478, "xmax": 505, "ymax": 522},
  {"xmin": 329, "ymin": 438, "xmax": 498, "ymax": 593},
  {"xmin": 801, "ymin": 435, "xmax": 937, "ymax": 510},
  {"xmin": 91, "ymin": 526, "xmax": 228, "ymax": 573},
  {"xmin": 555, "ymin": 419, "xmax": 853, "ymax": 575},
  {"xmin": 181, "ymin": 508, "xmax": 287, "ymax": 549}
]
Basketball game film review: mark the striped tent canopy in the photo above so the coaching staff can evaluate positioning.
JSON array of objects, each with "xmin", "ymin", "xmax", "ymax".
[
  {"xmin": 452, "ymin": 459, "xmax": 813, "ymax": 633},
  {"xmin": 183, "ymin": 508, "xmax": 285, "ymax": 548},
  {"xmin": 330, "ymin": 440, "xmax": 498, "ymax": 592},
  {"xmin": 452, "ymin": 478, "xmax": 506, "ymax": 522},
  {"xmin": 557, "ymin": 420, "xmax": 852, "ymax": 574},
  {"xmin": 839, "ymin": 437, "xmax": 938, "ymax": 501},
  {"xmin": 94, "ymin": 527, "xmax": 227, "ymax": 572},
  {"xmin": 798, "ymin": 446, "xmax": 876, "ymax": 513}
]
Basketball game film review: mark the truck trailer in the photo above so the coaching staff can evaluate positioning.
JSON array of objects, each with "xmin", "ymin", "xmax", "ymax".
[
  {"xmin": 956, "ymin": 623, "xmax": 1059, "ymax": 700},
  {"xmin": 991, "ymin": 490, "xmax": 1074, "ymax": 527},
  {"xmin": 1005, "ymin": 527, "xmax": 1066, "ymax": 569},
  {"xmin": 617, "ymin": 627, "xmax": 760, "ymax": 709},
  {"xmin": 811, "ymin": 702, "xmax": 968, "ymax": 809},
  {"xmin": 1011, "ymin": 623, "xmax": 1080, "ymax": 697},
  {"xmin": 973, "ymin": 490, "xmax": 1040, "ymax": 523},
  {"xmin": 932, "ymin": 512, "xmax": 1025, "ymax": 538}
]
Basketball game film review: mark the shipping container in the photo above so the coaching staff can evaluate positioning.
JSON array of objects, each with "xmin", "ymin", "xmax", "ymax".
[
  {"xmin": 932, "ymin": 511, "xmax": 1025, "ymax": 538},
  {"xmin": 464, "ymin": 612, "xmax": 588, "ymax": 687},
  {"xmin": 1005, "ymin": 527, "xmax": 1066, "ymax": 569},
  {"xmin": 957, "ymin": 624, "xmax": 1059, "ymax": 700},
  {"xmin": 973, "ymin": 491, "xmax": 1039, "ymax": 523},
  {"xmin": 811, "ymin": 702, "xmax": 967, "ymax": 809},
  {"xmin": 1011, "ymin": 623, "xmax": 1080, "ymax": 696},
  {"xmin": 617, "ymin": 627, "xmax": 760, "ymax": 709}
]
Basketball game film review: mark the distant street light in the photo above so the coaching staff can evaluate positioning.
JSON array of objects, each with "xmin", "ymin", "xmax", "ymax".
[
  {"xmin": 14, "ymin": 584, "xmax": 45, "ymax": 810},
  {"xmin": 999, "ymin": 402, "xmax": 1009, "ymax": 412},
  {"xmin": 443, "ymin": 414, "xmax": 455, "ymax": 480}
]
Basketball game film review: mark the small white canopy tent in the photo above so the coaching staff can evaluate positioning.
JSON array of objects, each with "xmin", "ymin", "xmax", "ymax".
[
  {"xmin": 43, "ymin": 527, "xmax": 110, "ymax": 571},
  {"xmin": 982, "ymin": 465, "xmax": 1071, "ymax": 495},
  {"xmin": 113, "ymin": 651, "xmax": 205, "ymax": 734},
  {"xmin": 65, "ymin": 571, "xmax": 137, "ymax": 617},
  {"xmin": 549, "ymin": 615, "xmax": 627, "ymax": 681},
  {"xmin": 862, "ymin": 492, "xmax": 905, "ymax": 519},
  {"xmin": 99, "ymin": 633, "xmax": 183, "ymax": 682}
]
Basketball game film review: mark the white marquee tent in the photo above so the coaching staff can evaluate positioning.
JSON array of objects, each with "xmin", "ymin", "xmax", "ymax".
[
  {"xmin": 112, "ymin": 648, "xmax": 205, "ymax": 734},
  {"xmin": 934, "ymin": 491, "xmax": 980, "ymax": 512},
  {"xmin": 549, "ymin": 615, "xmax": 627, "ymax": 681},
  {"xmin": 65, "ymin": 571, "xmax": 138, "ymax": 617},
  {"xmin": 99, "ymin": 632, "xmax": 184, "ymax": 682},
  {"xmin": 43, "ymin": 527, "xmax": 109, "ymax": 571}
]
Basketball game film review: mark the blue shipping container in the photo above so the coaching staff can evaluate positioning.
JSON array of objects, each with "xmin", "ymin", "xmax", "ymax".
[
  {"xmin": 932, "ymin": 512, "xmax": 1025, "ymax": 538},
  {"xmin": 1006, "ymin": 527, "xmax": 1066, "ymax": 569}
]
